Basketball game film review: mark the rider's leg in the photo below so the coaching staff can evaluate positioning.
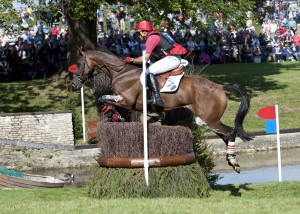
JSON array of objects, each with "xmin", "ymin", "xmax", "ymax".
[
  {"xmin": 147, "ymin": 55, "xmax": 181, "ymax": 75},
  {"xmin": 146, "ymin": 55, "xmax": 181, "ymax": 109},
  {"xmin": 148, "ymin": 73, "xmax": 164, "ymax": 108}
]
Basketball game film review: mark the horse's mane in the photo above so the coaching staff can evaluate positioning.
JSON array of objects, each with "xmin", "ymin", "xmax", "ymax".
[
  {"xmin": 76, "ymin": 47, "xmax": 125, "ymax": 64},
  {"xmin": 95, "ymin": 47, "xmax": 120, "ymax": 57}
]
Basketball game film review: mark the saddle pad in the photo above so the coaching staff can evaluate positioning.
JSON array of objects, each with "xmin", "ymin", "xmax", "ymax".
[{"xmin": 160, "ymin": 72, "xmax": 184, "ymax": 93}]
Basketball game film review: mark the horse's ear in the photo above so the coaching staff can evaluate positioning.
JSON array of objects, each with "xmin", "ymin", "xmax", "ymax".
[
  {"xmin": 78, "ymin": 46, "xmax": 86, "ymax": 56},
  {"xmin": 78, "ymin": 47, "xmax": 83, "ymax": 56}
]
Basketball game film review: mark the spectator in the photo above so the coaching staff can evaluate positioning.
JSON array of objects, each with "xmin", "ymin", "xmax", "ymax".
[
  {"xmin": 129, "ymin": 15, "xmax": 135, "ymax": 31},
  {"xmin": 6, "ymin": 44, "xmax": 19, "ymax": 78},
  {"xmin": 127, "ymin": 36, "xmax": 138, "ymax": 57},
  {"xmin": 34, "ymin": 27, "xmax": 45, "ymax": 44},
  {"xmin": 272, "ymin": 43, "xmax": 283, "ymax": 62},
  {"xmin": 292, "ymin": 31, "xmax": 300, "ymax": 47},
  {"xmin": 20, "ymin": 29, "xmax": 31, "ymax": 43},
  {"xmin": 282, "ymin": 43, "xmax": 292, "ymax": 61},
  {"xmin": 290, "ymin": 42, "xmax": 300, "ymax": 60},
  {"xmin": 266, "ymin": 43, "xmax": 274, "ymax": 62},
  {"xmin": 288, "ymin": 17, "xmax": 297, "ymax": 33},
  {"xmin": 106, "ymin": 12, "xmax": 112, "ymax": 34},
  {"xmin": 199, "ymin": 52, "xmax": 211, "ymax": 64},
  {"xmin": 251, "ymin": 34, "xmax": 260, "ymax": 49},
  {"xmin": 121, "ymin": 44, "xmax": 129, "ymax": 56},
  {"xmin": 117, "ymin": 7, "xmax": 126, "ymax": 31},
  {"xmin": 253, "ymin": 44, "xmax": 262, "ymax": 57},
  {"xmin": 3, "ymin": 28, "xmax": 18, "ymax": 46},
  {"xmin": 50, "ymin": 24, "xmax": 59, "ymax": 38},
  {"xmin": 185, "ymin": 36, "xmax": 198, "ymax": 51},
  {"xmin": 58, "ymin": 46, "xmax": 67, "ymax": 71},
  {"xmin": 97, "ymin": 5, "xmax": 105, "ymax": 31},
  {"xmin": 284, "ymin": 29, "xmax": 293, "ymax": 46}
]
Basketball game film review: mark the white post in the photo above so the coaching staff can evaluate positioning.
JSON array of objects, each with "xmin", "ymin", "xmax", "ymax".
[
  {"xmin": 142, "ymin": 51, "xmax": 149, "ymax": 186},
  {"xmin": 81, "ymin": 86, "xmax": 86, "ymax": 142},
  {"xmin": 275, "ymin": 105, "xmax": 282, "ymax": 182}
]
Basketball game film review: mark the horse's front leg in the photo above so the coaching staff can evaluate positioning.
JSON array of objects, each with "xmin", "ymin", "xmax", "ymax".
[
  {"xmin": 97, "ymin": 95, "xmax": 126, "ymax": 122},
  {"xmin": 101, "ymin": 94, "xmax": 124, "ymax": 103}
]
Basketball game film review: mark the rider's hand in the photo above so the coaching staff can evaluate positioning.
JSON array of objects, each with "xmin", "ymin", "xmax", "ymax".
[{"xmin": 125, "ymin": 57, "xmax": 133, "ymax": 64}]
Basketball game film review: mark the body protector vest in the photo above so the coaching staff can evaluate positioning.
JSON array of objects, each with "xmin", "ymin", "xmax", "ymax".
[{"xmin": 146, "ymin": 31, "xmax": 187, "ymax": 61}]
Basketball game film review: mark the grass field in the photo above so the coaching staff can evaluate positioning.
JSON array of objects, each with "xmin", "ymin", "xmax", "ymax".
[
  {"xmin": 203, "ymin": 61, "xmax": 300, "ymax": 132},
  {"xmin": 1, "ymin": 182, "xmax": 300, "ymax": 214},
  {"xmin": 1, "ymin": 61, "xmax": 300, "ymax": 134}
]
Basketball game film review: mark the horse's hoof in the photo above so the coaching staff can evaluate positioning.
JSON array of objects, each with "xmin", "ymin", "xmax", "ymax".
[
  {"xmin": 227, "ymin": 154, "xmax": 241, "ymax": 174},
  {"xmin": 232, "ymin": 164, "xmax": 240, "ymax": 174}
]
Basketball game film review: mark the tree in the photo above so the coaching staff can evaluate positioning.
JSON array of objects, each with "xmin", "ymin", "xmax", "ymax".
[
  {"xmin": 3, "ymin": 0, "xmax": 260, "ymax": 64},
  {"xmin": 108, "ymin": 0, "xmax": 256, "ymax": 32},
  {"xmin": 0, "ymin": 0, "xmax": 18, "ymax": 25},
  {"xmin": 57, "ymin": 0, "xmax": 100, "ymax": 62}
]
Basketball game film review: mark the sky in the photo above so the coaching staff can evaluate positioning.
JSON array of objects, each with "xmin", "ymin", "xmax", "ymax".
[{"xmin": 12, "ymin": 0, "xmax": 45, "ymax": 10}]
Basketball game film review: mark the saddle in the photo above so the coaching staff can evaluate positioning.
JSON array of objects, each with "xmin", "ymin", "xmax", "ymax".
[{"xmin": 156, "ymin": 65, "xmax": 184, "ymax": 89}]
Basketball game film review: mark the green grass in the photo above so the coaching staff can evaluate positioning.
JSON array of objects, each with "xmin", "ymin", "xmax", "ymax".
[
  {"xmin": 1, "ymin": 61, "xmax": 300, "ymax": 134},
  {"xmin": 1, "ymin": 182, "xmax": 300, "ymax": 213},
  {"xmin": 203, "ymin": 61, "xmax": 300, "ymax": 132}
]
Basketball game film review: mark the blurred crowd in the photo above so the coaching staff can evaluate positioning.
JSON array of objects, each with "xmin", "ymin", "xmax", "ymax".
[
  {"xmin": 1, "ymin": 1, "xmax": 300, "ymax": 82},
  {"xmin": 0, "ymin": 6, "xmax": 68, "ymax": 82},
  {"xmin": 0, "ymin": 22, "xmax": 69, "ymax": 81},
  {"xmin": 98, "ymin": 1, "xmax": 300, "ymax": 65}
]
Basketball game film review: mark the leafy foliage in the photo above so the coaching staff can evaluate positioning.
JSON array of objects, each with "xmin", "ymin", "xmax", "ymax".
[
  {"xmin": 59, "ymin": 0, "xmax": 101, "ymax": 21},
  {"xmin": 59, "ymin": 93, "xmax": 83, "ymax": 139},
  {"xmin": 87, "ymin": 164, "xmax": 210, "ymax": 198},
  {"xmin": 0, "ymin": 0, "xmax": 18, "ymax": 24},
  {"xmin": 109, "ymin": 0, "xmax": 256, "ymax": 30},
  {"xmin": 192, "ymin": 125, "xmax": 220, "ymax": 185}
]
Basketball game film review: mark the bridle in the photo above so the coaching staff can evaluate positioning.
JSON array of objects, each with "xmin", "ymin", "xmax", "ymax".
[
  {"xmin": 75, "ymin": 50, "xmax": 130, "ymax": 84},
  {"xmin": 74, "ymin": 52, "xmax": 93, "ymax": 84}
]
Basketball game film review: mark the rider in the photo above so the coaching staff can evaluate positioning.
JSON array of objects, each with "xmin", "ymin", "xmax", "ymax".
[{"xmin": 125, "ymin": 20, "xmax": 187, "ymax": 110}]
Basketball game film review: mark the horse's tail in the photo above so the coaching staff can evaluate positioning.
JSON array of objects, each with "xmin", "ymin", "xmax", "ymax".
[{"xmin": 223, "ymin": 85, "xmax": 253, "ymax": 142}]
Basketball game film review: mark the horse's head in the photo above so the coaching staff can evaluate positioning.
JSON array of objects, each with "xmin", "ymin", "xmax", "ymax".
[{"xmin": 72, "ymin": 49, "xmax": 96, "ymax": 90}]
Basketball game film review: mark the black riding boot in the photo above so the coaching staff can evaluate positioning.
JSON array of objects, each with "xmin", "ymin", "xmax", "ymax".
[{"xmin": 148, "ymin": 73, "xmax": 164, "ymax": 110}]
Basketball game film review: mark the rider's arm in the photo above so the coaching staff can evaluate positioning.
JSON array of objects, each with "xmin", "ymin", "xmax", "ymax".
[{"xmin": 131, "ymin": 53, "xmax": 151, "ymax": 64}]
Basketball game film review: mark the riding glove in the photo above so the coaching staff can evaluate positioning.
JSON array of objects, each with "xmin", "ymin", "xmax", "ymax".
[{"xmin": 125, "ymin": 56, "xmax": 134, "ymax": 64}]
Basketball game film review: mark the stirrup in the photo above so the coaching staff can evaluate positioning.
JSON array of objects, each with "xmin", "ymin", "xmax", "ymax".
[
  {"xmin": 152, "ymin": 98, "xmax": 164, "ymax": 112},
  {"xmin": 154, "ymin": 98, "xmax": 163, "ymax": 107}
]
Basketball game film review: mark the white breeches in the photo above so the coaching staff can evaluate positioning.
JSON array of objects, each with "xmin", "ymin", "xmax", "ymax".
[{"xmin": 147, "ymin": 55, "xmax": 181, "ymax": 75}]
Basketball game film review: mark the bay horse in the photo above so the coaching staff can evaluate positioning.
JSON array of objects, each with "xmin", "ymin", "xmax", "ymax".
[{"xmin": 72, "ymin": 48, "xmax": 253, "ymax": 173}]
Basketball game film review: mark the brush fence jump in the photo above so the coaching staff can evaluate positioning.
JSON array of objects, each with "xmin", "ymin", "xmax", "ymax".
[{"xmin": 94, "ymin": 122, "xmax": 196, "ymax": 168}]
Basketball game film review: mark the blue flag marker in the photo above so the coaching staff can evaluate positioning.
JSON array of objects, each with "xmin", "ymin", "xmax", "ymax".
[
  {"xmin": 258, "ymin": 105, "xmax": 282, "ymax": 182},
  {"xmin": 266, "ymin": 120, "xmax": 276, "ymax": 134}
]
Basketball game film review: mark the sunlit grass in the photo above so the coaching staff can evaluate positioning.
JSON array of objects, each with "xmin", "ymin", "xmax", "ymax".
[
  {"xmin": 1, "ymin": 182, "xmax": 300, "ymax": 214},
  {"xmin": 203, "ymin": 61, "xmax": 300, "ymax": 132}
]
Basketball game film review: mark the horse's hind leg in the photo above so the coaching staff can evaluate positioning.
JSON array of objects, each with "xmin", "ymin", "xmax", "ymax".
[
  {"xmin": 215, "ymin": 125, "xmax": 241, "ymax": 173},
  {"xmin": 195, "ymin": 117, "xmax": 241, "ymax": 173}
]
